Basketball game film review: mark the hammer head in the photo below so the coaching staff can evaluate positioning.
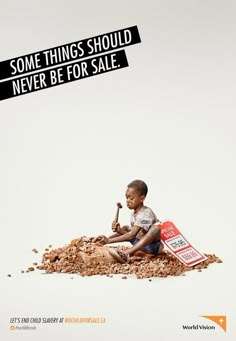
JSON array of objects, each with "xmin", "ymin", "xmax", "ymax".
[{"xmin": 117, "ymin": 202, "xmax": 122, "ymax": 209}]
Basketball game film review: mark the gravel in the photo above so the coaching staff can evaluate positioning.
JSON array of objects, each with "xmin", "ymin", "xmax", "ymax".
[{"xmin": 32, "ymin": 236, "xmax": 222, "ymax": 279}]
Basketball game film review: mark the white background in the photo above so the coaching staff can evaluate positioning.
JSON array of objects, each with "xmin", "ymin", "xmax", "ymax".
[{"xmin": 0, "ymin": 0, "xmax": 235, "ymax": 340}]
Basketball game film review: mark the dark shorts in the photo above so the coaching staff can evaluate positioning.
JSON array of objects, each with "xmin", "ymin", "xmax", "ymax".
[{"xmin": 130, "ymin": 238, "xmax": 162, "ymax": 255}]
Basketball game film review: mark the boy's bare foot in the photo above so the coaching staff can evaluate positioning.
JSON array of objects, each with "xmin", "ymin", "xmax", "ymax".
[{"xmin": 108, "ymin": 248, "xmax": 130, "ymax": 263}]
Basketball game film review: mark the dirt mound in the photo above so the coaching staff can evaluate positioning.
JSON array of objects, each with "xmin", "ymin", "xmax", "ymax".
[{"xmin": 34, "ymin": 236, "xmax": 222, "ymax": 279}]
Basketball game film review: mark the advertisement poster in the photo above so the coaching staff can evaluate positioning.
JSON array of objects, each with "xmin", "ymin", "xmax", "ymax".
[{"xmin": 0, "ymin": 1, "xmax": 235, "ymax": 340}]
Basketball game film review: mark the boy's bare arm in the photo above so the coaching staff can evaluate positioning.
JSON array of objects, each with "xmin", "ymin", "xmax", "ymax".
[
  {"xmin": 108, "ymin": 223, "xmax": 130, "ymax": 239},
  {"xmin": 106, "ymin": 225, "xmax": 141, "ymax": 244}
]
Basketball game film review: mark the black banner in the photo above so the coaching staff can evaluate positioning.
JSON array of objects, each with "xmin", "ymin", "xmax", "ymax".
[
  {"xmin": 0, "ymin": 50, "xmax": 128, "ymax": 101},
  {"xmin": 0, "ymin": 26, "xmax": 140, "ymax": 81}
]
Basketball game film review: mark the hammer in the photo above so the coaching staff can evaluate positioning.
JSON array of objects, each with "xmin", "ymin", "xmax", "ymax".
[{"xmin": 112, "ymin": 202, "xmax": 123, "ymax": 231}]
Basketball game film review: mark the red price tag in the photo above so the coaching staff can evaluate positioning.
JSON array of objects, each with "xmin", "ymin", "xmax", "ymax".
[{"xmin": 160, "ymin": 221, "xmax": 207, "ymax": 266}]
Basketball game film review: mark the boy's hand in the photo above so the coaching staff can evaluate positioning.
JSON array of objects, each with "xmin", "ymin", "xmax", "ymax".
[
  {"xmin": 112, "ymin": 221, "xmax": 120, "ymax": 232},
  {"xmin": 93, "ymin": 235, "xmax": 109, "ymax": 245}
]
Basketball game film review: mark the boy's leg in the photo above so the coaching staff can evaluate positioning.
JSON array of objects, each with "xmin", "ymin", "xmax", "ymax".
[
  {"xmin": 133, "ymin": 250, "xmax": 155, "ymax": 258},
  {"xmin": 108, "ymin": 224, "xmax": 163, "ymax": 263},
  {"xmin": 79, "ymin": 244, "xmax": 116, "ymax": 264},
  {"xmin": 126, "ymin": 224, "xmax": 163, "ymax": 256}
]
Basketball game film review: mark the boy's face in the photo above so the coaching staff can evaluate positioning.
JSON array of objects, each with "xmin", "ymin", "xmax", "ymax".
[{"xmin": 125, "ymin": 186, "xmax": 145, "ymax": 210}]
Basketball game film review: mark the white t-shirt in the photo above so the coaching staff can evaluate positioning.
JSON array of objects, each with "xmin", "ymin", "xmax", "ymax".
[{"xmin": 130, "ymin": 206, "xmax": 160, "ymax": 231}]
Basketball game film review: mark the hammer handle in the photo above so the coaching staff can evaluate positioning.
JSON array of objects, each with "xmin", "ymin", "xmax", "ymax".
[{"xmin": 114, "ymin": 206, "xmax": 120, "ymax": 223}]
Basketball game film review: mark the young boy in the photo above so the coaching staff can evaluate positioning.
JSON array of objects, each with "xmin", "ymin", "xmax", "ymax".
[{"xmin": 106, "ymin": 180, "xmax": 164, "ymax": 263}]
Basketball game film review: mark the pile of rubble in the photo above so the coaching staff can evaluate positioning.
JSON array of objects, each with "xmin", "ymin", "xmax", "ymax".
[{"xmin": 26, "ymin": 236, "xmax": 223, "ymax": 279}]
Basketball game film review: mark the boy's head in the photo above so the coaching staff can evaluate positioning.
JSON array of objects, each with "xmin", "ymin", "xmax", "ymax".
[{"xmin": 126, "ymin": 180, "xmax": 148, "ymax": 210}]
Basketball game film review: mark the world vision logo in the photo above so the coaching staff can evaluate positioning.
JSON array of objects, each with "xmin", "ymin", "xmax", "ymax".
[
  {"xmin": 182, "ymin": 315, "xmax": 227, "ymax": 332},
  {"xmin": 201, "ymin": 315, "xmax": 226, "ymax": 332}
]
